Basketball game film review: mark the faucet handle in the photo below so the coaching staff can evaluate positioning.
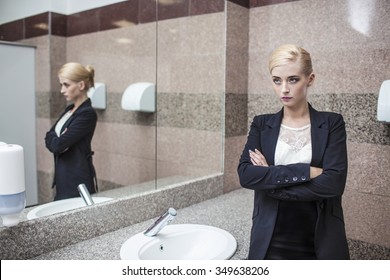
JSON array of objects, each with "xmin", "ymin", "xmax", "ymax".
[
  {"xmin": 144, "ymin": 208, "xmax": 177, "ymax": 237},
  {"xmin": 77, "ymin": 184, "xmax": 95, "ymax": 206}
]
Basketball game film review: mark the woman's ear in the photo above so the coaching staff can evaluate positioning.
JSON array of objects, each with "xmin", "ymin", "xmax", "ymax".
[
  {"xmin": 78, "ymin": 81, "xmax": 86, "ymax": 91},
  {"xmin": 307, "ymin": 73, "xmax": 315, "ymax": 87}
]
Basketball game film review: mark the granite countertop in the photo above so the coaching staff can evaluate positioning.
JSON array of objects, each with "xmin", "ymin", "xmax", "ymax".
[{"xmin": 33, "ymin": 188, "xmax": 254, "ymax": 260}]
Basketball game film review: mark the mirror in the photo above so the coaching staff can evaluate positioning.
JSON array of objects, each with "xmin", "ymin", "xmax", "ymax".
[{"xmin": 0, "ymin": 0, "xmax": 225, "ymax": 219}]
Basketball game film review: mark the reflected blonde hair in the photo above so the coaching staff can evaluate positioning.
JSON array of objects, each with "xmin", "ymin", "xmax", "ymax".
[
  {"xmin": 58, "ymin": 62, "xmax": 95, "ymax": 91},
  {"xmin": 268, "ymin": 44, "xmax": 313, "ymax": 76}
]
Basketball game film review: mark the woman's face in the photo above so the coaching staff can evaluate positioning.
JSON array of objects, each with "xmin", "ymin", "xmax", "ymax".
[
  {"xmin": 59, "ymin": 76, "xmax": 85, "ymax": 102},
  {"xmin": 271, "ymin": 60, "xmax": 314, "ymax": 108}
]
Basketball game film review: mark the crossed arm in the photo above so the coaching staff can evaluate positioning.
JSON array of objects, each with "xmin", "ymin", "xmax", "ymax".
[{"xmin": 237, "ymin": 115, "xmax": 348, "ymax": 201}]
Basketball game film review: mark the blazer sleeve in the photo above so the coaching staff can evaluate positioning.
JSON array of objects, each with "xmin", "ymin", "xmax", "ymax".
[
  {"xmin": 45, "ymin": 110, "xmax": 97, "ymax": 155},
  {"xmin": 237, "ymin": 115, "xmax": 311, "ymax": 191},
  {"xmin": 266, "ymin": 114, "xmax": 348, "ymax": 201}
]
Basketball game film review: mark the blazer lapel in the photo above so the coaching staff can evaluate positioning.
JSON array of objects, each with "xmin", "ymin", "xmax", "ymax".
[
  {"xmin": 261, "ymin": 108, "xmax": 283, "ymax": 166},
  {"xmin": 309, "ymin": 104, "xmax": 328, "ymax": 167}
]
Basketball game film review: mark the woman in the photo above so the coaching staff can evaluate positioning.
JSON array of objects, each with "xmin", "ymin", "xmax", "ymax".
[
  {"xmin": 238, "ymin": 45, "xmax": 349, "ymax": 260},
  {"xmin": 45, "ymin": 62, "xmax": 98, "ymax": 201}
]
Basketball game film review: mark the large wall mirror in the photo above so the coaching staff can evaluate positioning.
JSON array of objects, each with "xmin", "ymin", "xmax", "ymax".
[{"xmin": 0, "ymin": 0, "xmax": 225, "ymax": 220}]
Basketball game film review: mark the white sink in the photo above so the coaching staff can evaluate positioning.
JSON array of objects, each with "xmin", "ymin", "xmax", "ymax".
[
  {"xmin": 120, "ymin": 224, "xmax": 237, "ymax": 260},
  {"xmin": 27, "ymin": 197, "xmax": 112, "ymax": 219}
]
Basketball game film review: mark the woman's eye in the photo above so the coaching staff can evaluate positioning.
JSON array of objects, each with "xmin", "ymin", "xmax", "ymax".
[
  {"xmin": 288, "ymin": 78, "xmax": 299, "ymax": 84},
  {"xmin": 273, "ymin": 79, "xmax": 281, "ymax": 85}
]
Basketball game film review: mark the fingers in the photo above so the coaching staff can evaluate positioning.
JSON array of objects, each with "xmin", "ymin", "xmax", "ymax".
[{"xmin": 249, "ymin": 149, "xmax": 269, "ymax": 166}]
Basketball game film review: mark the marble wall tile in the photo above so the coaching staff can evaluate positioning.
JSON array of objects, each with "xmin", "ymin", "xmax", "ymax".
[
  {"xmin": 20, "ymin": 36, "xmax": 51, "ymax": 93},
  {"xmin": 225, "ymin": 93, "xmax": 248, "ymax": 137},
  {"xmin": 66, "ymin": 23, "xmax": 157, "ymax": 93},
  {"xmin": 156, "ymin": 127, "xmax": 223, "ymax": 178},
  {"xmin": 343, "ymin": 189, "xmax": 390, "ymax": 247},
  {"xmin": 93, "ymin": 150, "xmax": 156, "ymax": 186},
  {"xmin": 36, "ymin": 118, "xmax": 53, "ymax": 172},
  {"xmin": 92, "ymin": 122, "xmax": 156, "ymax": 159},
  {"xmin": 0, "ymin": 19, "xmax": 24, "ymax": 41},
  {"xmin": 158, "ymin": 0, "xmax": 189, "ymax": 21},
  {"xmin": 67, "ymin": 9, "xmax": 100, "ymax": 37},
  {"xmin": 99, "ymin": 0, "xmax": 139, "ymax": 31},
  {"xmin": 346, "ymin": 142, "xmax": 390, "ymax": 197},
  {"xmin": 157, "ymin": 92, "xmax": 222, "ymax": 131},
  {"xmin": 223, "ymin": 135, "xmax": 247, "ymax": 192},
  {"xmin": 248, "ymin": 0, "xmax": 390, "ymax": 96},
  {"xmin": 250, "ymin": 0, "xmax": 299, "ymax": 8},
  {"xmin": 139, "ymin": 0, "xmax": 158, "ymax": 23},
  {"xmin": 190, "ymin": 0, "xmax": 225, "ymax": 16},
  {"xmin": 24, "ymin": 13, "xmax": 49, "ymax": 39},
  {"xmin": 348, "ymin": 239, "xmax": 390, "ymax": 260},
  {"xmin": 36, "ymin": 92, "xmax": 50, "ymax": 119},
  {"xmin": 225, "ymin": 1, "xmax": 249, "ymax": 94},
  {"xmin": 50, "ymin": 12, "xmax": 67, "ymax": 37},
  {"xmin": 229, "ymin": 0, "xmax": 250, "ymax": 8},
  {"xmin": 37, "ymin": 170, "xmax": 55, "ymax": 204}
]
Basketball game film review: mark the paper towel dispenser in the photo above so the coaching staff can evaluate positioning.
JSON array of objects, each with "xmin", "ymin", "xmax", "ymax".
[
  {"xmin": 121, "ymin": 82, "xmax": 155, "ymax": 113},
  {"xmin": 87, "ymin": 83, "xmax": 106, "ymax": 110},
  {"xmin": 377, "ymin": 80, "xmax": 390, "ymax": 123}
]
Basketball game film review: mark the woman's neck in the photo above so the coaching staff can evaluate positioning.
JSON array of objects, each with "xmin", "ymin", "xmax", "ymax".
[
  {"xmin": 282, "ymin": 102, "xmax": 310, "ymax": 127},
  {"xmin": 72, "ymin": 94, "xmax": 88, "ymax": 112}
]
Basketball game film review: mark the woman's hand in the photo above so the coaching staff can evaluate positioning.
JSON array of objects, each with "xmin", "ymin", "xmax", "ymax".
[
  {"xmin": 310, "ymin": 166, "xmax": 323, "ymax": 179},
  {"xmin": 249, "ymin": 149, "xmax": 269, "ymax": 167}
]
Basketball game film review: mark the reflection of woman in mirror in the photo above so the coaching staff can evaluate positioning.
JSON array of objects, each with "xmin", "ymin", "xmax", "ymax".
[
  {"xmin": 238, "ymin": 45, "xmax": 349, "ymax": 259},
  {"xmin": 45, "ymin": 62, "xmax": 98, "ymax": 200}
]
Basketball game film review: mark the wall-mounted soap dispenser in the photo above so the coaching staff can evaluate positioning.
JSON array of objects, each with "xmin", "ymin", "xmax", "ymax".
[
  {"xmin": 0, "ymin": 143, "xmax": 26, "ymax": 227},
  {"xmin": 87, "ymin": 82, "xmax": 106, "ymax": 110},
  {"xmin": 121, "ymin": 82, "xmax": 155, "ymax": 113},
  {"xmin": 377, "ymin": 80, "xmax": 390, "ymax": 123}
]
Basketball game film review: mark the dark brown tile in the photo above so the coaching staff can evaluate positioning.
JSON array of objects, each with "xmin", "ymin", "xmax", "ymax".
[
  {"xmin": 190, "ymin": 0, "xmax": 225, "ymax": 16},
  {"xmin": 67, "ymin": 9, "xmax": 100, "ymax": 37},
  {"xmin": 100, "ymin": 0, "xmax": 139, "ymax": 31},
  {"xmin": 25, "ymin": 13, "xmax": 49, "ymax": 38},
  {"xmin": 51, "ymin": 12, "xmax": 67, "ymax": 36},
  {"xmin": 0, "ymin": 19, "xmax": 24, "ymax": 41},
  {"xmin": 158, "ymin": 0, "xmax": 189, "ymax": 21},
  {"xmin": 250, "ymin": 0, "xmax": 300, "ymax": 8},
  {"xmin": 229, "ymin": 0, "xmax": 250, "ymax": 8},
  {"xmin": 139, "ymin": 0, "xmax": 157, "ymax": 23}
]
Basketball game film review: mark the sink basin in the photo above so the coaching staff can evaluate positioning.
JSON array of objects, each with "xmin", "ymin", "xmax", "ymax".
[
  {"xmin": 27, "ymin": 197, "xmax": 112, "ymax": 219},
  {"xmin": 120, "ymin": 224, "xmax": 237, "ymax": 260}
]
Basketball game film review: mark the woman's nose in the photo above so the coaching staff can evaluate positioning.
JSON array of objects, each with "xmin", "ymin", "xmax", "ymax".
[{"xmin": 281, "ymin": 82, "xmax": 290, "ymax": 94}]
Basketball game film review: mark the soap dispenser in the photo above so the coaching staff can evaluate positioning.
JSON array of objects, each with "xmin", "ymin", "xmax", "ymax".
[{"xmin": 0, "ymin": 143, "xmax": 26, "ymax": 227}]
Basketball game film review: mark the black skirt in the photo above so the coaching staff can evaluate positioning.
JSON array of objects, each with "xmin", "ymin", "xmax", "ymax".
[{"xmin": 265, "ymin": 200, "xmax": 317, "ymax": 260}]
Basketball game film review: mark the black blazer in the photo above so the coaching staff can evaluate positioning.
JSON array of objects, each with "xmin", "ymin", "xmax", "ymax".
[
  {"xmin": 238, "ymin": 104, "xmax": 350, "ymax": 260},
  {"xmin": 45, "ymin": 99, "xmax": 98, "ymax": 200}
]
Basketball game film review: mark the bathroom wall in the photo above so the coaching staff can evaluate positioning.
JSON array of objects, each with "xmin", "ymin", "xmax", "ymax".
[
  {"xmin": 156, "ymin": 1, "xmax": 225, "ymax": 184},
  {"xmin": 246, "ymin": 0, "xmax": 390, "ymax": 251}
]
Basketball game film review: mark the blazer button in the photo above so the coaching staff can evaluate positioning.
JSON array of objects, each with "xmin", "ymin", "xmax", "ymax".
[
  {"xmin": 284, "ymin": 177, "xmax": 290, "ymax": 183},
  {"xmin": 293, "ymin": 176, "xmax": 298, "ymax": 182},
  {"xmin": 301, "ymin": 175, "xmax": 307, "ymax": 181}
]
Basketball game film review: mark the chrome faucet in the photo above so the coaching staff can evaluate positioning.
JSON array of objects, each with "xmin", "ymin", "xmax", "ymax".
[
  {"xmin": 77, "ymin": 184, "xmax": 95, "ymax": 206},
  {"xmin": 144, "ymin": 208, "xmax": 177, "ymax": 237}
]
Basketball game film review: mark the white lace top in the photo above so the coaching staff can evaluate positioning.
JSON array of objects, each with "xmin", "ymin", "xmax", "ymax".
[
  {"xmin": 55, "ymin": 111, "xmax": 73, "ymax": 137},
  {"xmin": 274, "ymin": 124, "xmax": 312, "ymax": 165}
]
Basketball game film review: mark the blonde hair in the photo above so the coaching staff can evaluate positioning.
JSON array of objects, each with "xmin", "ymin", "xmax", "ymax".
[
  {"xmin": 268, "ymin": 44, "xmax": 313, "ymax": 76},
  {"xmin": 58, "ymin": 62, "xmax": 95, "ymax": 91}
]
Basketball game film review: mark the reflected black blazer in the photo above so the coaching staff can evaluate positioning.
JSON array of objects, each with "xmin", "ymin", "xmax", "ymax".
[
  {"xmin": 45, "ymin": 99, "xmax": 98, "ymax": 200},
  {"xmin": 238, "ymin": 104, "xmax": 350, "ymax": 260}
]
